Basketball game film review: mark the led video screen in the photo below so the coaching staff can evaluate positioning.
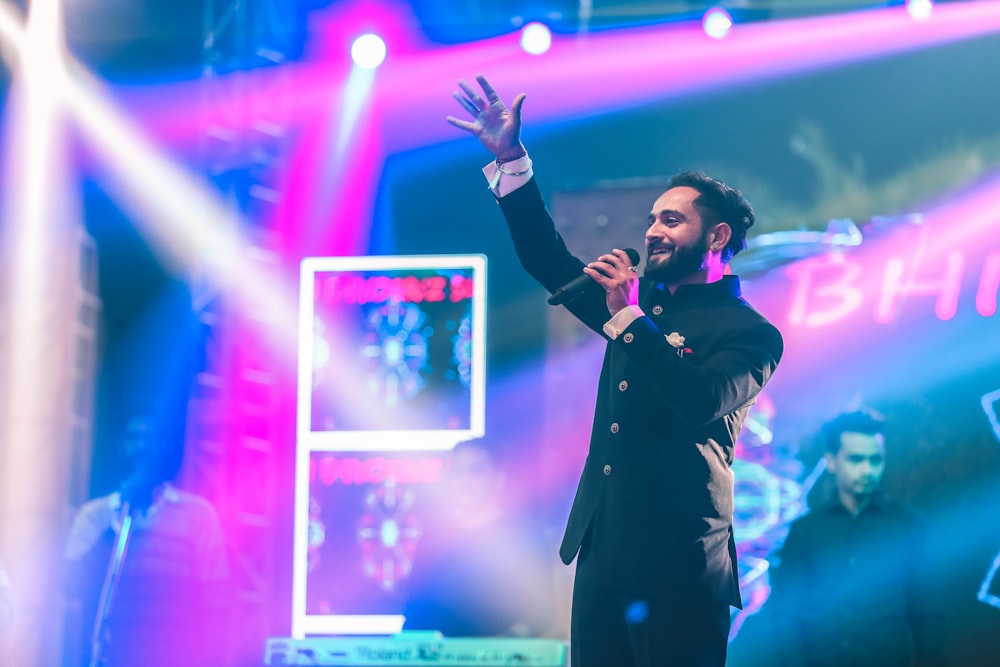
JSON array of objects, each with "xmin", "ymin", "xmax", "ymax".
[{"xmin": 294, "ymin": 254, "xmax": 487, "ymax": 637}]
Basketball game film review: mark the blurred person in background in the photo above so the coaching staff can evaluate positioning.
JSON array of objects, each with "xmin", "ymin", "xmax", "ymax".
[
  {"xmin": 766, "ymin": 408, "xmax": 946, "ymax": 667},
  {"xmin": 63, "ymin": 413, "xmax": 230, "ymax": 667},
  {"xmin": 403, "ymin": 437, "xmax": 556, "ymax": 637}
]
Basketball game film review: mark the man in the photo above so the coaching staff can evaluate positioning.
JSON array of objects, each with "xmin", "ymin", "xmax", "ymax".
[
  {"xmin": 447, "ymin": 74, "xmax": 783, "ymax": 666},
  {"xmin": 63, "ymin": 414, "xmax": 230, "ymax": 667},
  {"xmin": 767, "ymin": 409, "xmax": 947, "ymax": 667}
]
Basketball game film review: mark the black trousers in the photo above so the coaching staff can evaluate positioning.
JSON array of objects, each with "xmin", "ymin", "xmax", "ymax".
[{"xmin": 570, "ymin": 534, "xmax": 731, "ymax": 667}]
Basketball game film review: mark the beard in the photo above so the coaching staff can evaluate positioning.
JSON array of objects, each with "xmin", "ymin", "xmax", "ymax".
[{"xmin": 643, "ymin": 230, "xmax": 712, "ymax": 284}]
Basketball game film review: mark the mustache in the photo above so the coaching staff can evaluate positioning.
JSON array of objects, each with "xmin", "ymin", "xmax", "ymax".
[{"xmin": 646, "ymin": 242, "xmax": 675, "ymax": 257}]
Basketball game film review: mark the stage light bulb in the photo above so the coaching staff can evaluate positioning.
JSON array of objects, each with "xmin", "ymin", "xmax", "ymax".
[
  {"xmin": 520, "ymin": 22, "xmax": 552, "ymax": 56},
  {"xmin": 703, "ymin": 8, "xmax": 733, "ymax": 40},
  {"xmin": 351, "ymin": 33, "xmax": 387, "ymax": 69},
  {"xmin": 907, "ymin": 0, "xmax": 934, "ymax": 22}
]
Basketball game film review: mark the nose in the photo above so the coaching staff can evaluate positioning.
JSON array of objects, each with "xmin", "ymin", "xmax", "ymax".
[{"xmin": 645, "ymin": 222, "xmax": 663, "ymax": 243}]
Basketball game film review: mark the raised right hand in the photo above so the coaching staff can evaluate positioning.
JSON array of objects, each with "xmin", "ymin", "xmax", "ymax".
[{"xmin": 446, "ymin": 73, "xmax": 527, "ymax": 162}]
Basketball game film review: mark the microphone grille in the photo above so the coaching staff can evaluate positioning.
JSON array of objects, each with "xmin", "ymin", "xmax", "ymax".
[{"xmin": 624, "ymin": 247, "xmax": 641, "ymax": 266}]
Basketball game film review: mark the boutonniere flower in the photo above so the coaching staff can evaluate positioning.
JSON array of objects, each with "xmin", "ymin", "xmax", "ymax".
[{"xmin": 665, "ymin": 332, "xmax": 693, "ymax": 358}]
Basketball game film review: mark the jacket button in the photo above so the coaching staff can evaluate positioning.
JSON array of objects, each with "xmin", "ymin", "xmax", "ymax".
[
  {"xmin": 618, "ymin": 380, "xmax": 628, "ymax": 392},
  {"xmin": 610, "ymin": 422, "xmax": 620, "ymax": 434},
  {"xmin": 622, "ymin": 332, "xmax": 634, "ymax": 343},
  {"xmin": 603, "ymin": 465, "xmax": 612, "ymax": 476},
  {"xmin": 652, "ymin": 305, "xmax": 663, "ymax": 315}
]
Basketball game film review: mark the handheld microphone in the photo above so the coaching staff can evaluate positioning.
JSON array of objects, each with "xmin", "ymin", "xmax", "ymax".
[
  {"xmin": 548, "ymin": 248, "xmax": 641, "ymax": 306},
  {"xmin": 119, "ymin": 474, "xmax": 156, "ymax": 514}
]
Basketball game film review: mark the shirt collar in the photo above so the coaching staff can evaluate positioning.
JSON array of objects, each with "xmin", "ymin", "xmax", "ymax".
[
  {"xmin": 821, "ymin": 492, "xmax": 890, "ymax": 516},
  {"xmin": 110, "ymin": 481, "xmax": 180, "ymax": 509},
  {"xmin": 643, "ymin": 274, "xmax": 742, "ymax": 302}
]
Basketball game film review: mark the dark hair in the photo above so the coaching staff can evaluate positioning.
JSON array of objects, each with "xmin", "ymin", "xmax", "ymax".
[
  {"xmin": 821, "ymin": 408, "xmax": 885, "ymax": 454},
  {"xmin": 121, "ymin": 411, "xmax": 184, "ymax": 483},
  {"xmin": 663, "ymin": 171, "xmax": 755, "ymax": 263}
]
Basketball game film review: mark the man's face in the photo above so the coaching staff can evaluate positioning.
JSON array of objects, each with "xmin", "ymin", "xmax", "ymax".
[
  {"xmin": 644, "ymin": 186, "xmax": 713, "ymax": 284},
  {"xmin": 826, "ymin": 431, "xmax": 886, "ymax": 503},
  {"xmin": 122, "ymin": 417, "xmax": 169, "ymax": 481}
]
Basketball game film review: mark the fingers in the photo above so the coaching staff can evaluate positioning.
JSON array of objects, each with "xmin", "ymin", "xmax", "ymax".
[
  {"xmin": 457, "ymin": 76, "xmax": 519, "ymax": 113},
  {"xmin": 585, "ymin": 251, "xmax": 639, "ymax": 315},
  {"xmin": 510, "ymin": 92, "xmax": 526, "ymax": 121},
  {"xmin": 597, "ymin": 249, "xmax": 637, "ymax": 274},
  {"xmin": 476, "ymin": 74, "xmax": 503, "ymax": 106},
  {"xmin": 453, "ymin": 89, "xmax": 479, "ymax": 116},
  {"xmin": 613, "ymin": 248, "xmax": 639, "ymax": 272},
  {"xmin": 586, "ymin": 256, "xmax": 629, "ymax": 282},
  {"xmin": 449, "ymin": 75, "xmax": 528, "ymax": 151},
  {"xmin": 582, "ymin": 266, "xmax": 605, "ymax": 286},
  {"xmin": 446, "ymin": 115, "xmax": 477, "ymax": 132},
  {"xmin": 605, "ymin": 249, "xmax": 638, "ymax": 275},
  {"xmin": 457, "ymin": 79, "xmax": 487, "ymax": 110}
]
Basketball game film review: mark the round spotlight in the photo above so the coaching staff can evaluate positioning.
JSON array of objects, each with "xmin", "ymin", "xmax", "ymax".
[
  {"xmin": 520, "ymin": 22, "xmax": 552, "ymax": 56},
  {"xmin": 702, "ymin": 7, "xmax": 733, "ymax": 40},
  {"xmin": 351, "ymin": 33, "xmax": 387, "ymax": 69},
  {"xmin": 906, "ymin": 0, "xmax": 933, "ymax": 22}
]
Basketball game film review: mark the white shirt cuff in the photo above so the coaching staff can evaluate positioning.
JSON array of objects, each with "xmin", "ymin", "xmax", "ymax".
[
  {"xmin": 602, "ymin": 305, "xmax": 644, "ymax": 339},
  {"xmin": 482, "ymin": 154, "xmax": 533, "ymax": 197}
]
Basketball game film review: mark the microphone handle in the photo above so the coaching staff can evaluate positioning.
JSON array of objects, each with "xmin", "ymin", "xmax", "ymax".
[
  {"xmin": 547, "ymin": 248, "xmax": 641, "ymax": 306},
  {"xmin": 89, "ymin": 502, "xmax": 135, "ymax": 667}
]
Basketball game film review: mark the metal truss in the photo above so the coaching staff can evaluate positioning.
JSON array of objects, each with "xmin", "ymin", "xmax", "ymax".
[{"xmin": 187, "ymin": 0, "xmax": 298, "ymax": 661}]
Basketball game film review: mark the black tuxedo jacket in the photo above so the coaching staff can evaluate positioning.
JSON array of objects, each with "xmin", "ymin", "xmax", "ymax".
[{"xmin": 498, "ymin": 178, "xmax": 783, "ymax": 608}]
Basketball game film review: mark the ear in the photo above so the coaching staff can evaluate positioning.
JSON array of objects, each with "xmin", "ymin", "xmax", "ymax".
[
  {"xmin": 709, "ymin": 222, "xmax": 732, "ymax": 251},
  {"xmin": 824, "ymin": 451, "xmax": 837, "ymax": 474}
]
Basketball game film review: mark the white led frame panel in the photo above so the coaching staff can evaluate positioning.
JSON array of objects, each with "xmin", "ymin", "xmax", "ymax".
[{"xmin": 293, "ymin": 254, "xmax": 487, "ymax": 638}]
